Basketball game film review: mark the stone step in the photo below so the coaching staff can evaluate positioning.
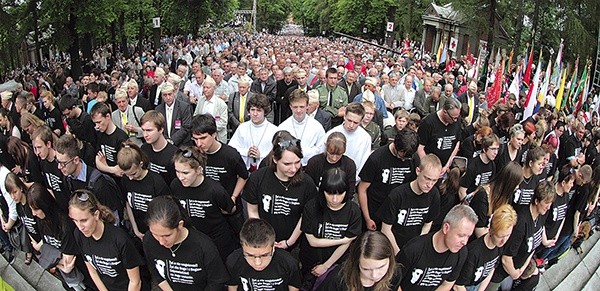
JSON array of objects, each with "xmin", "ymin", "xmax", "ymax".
[
  {"xmin": 538, "ymin": 231, "xmax": 600, "ymax": 291},
  {"xmin": 0, "ymin": 251, "xmax": 64, "ymax": 290}
]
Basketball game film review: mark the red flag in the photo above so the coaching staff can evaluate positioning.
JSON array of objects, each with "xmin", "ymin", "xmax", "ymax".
[
  {"xmin": 466, "ymin": 43, "xmax": 475, "ymax": 65},
  {"xmin": 523, "ymin": 48, "xmax": 534, "ymax": 85},
  {"xmin": 487, "ymin": 59, "xmax": 505, "ymax": 108}
]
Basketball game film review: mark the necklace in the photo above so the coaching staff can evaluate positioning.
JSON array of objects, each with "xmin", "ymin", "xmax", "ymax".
[
  {"xmin": 169, "ymin": 243, "xmax": 183, "ymax": 257},
  {"xmin": 275, "ymin": 173, "xmax": 290, "ymax": 191}
]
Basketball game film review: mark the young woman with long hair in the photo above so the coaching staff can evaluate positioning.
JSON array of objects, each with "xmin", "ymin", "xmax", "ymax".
[
  {"xmin": 69, "ymin": 189, "xmax": 144, "ymax": 290},
  {"xmin": 316, "ymin": 231, "xmax": 401, "ymax": 291},
  {"xmin": 143, "ymin": 195, "xmax": 229, "ymax": 290}
]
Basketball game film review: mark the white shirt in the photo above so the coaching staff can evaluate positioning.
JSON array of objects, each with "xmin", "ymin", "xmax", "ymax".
[
  {"xmin": 228, "ymin": 119, "xmax": 278, "ymax": 169},
  {"xmin": 278, "ymin": 115, "xmax": 326, "ymax": 165},
  {"xmin": 184, "ymin": 78, "xmax": 203, "ymax": 98},
  {"xmin": 401, "ymin": 86, "xmax": 417, "ymax": 111},
  {"xmin": 325, "ymin": 125, "xmax": 372, "ymax": 182}
]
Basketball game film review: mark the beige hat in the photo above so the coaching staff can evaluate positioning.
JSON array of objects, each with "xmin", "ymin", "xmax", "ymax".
[
  {"xmin": 468, "ymin": 81, "xmax": 478, "ymax": 91},
  {"xmin": 307, "ymin": 89, "xmax": 319, "ymax": 103},
  {"xmin": 1, "ymin": 91, "xmax": 13, "ymax": 101},
  {"xmin": 161, "ymin": 82, "xmax": 175, "ymax": 94},
  {"xmin": 364, "ymin": 77, "xmax": 377, "ymax": 87},
  {"xmin": 167, "ymin": 73, "xmax": 181, "ymax": 85}
]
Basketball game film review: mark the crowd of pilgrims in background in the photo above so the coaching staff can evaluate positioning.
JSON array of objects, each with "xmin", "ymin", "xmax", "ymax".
[{"xmin": 0, "ymin": 33, "xmax": 600, "ymax": 291}]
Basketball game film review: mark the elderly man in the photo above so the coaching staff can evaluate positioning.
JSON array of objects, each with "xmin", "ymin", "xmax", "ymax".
[
  {"xmin": 156, "ymin": 83, "xmax": 192, "ymax": 146},
  {"xmin": 382, "ymin": 72, "xmax": 402, "ymax": 113},
  {"xmin": 212, "ymin": 68, "xmax": 231, "ymax": 103},
  {"xmin": 127, "ymin": 80, "xmax": 151, "ymax": 112},
  {"xmin": 399, "ymin": 75, "xmax": 416, "ymax": 112},
  {"xmin": 194, "ymin": 76, "xmax": 228, "ymax": 143},
  {"xmin": 338, "ymin": 70, "xmax": 361, "ymax": 102},
  {"xmin": 414, "ymin": 77, "xmax": 434, "ymax": 116},
  {"xmin": 149, "ymin": 67, "xmax": 166, "ymax": 107},
  {"xmin": 274, "ymin": 67, "xmax": 297, "ymax": 125},
  {"xmin": 228, "ymin": 76, "xmax": 254, "ymax": 132},
  {"xmin": 457, "ymin": 81, "xmax": 479, "ymax": 125},
  {"xmin": 111, "ymin": 89, "xmax": 145, "ymax": 146},
  {"xmin": 423, "ymin": 86, "xmax": 446, "ymax": 116}
]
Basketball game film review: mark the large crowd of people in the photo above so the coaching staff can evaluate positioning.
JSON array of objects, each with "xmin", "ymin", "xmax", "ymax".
[{"xmin": 0, "ymin": 32, "xmax": 599, "ymax": 291}]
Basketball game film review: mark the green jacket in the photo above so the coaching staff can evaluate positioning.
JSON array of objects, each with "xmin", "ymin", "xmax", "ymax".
[{"xmin": 317, "ymin": 85, "xmax": 349, "ymax": 117}]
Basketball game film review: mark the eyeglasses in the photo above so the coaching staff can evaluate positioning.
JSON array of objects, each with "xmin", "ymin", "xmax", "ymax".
[
  {"xmin": 278, "ymin": 139, "xmax": 301, "ymax": 150},
  {"xmin": 181, "ymin": 149, "xmax": 202, "ymax": 165},
  {"xmin": 57, "ymin": 157, "xmax": 76, "ymax": 168},
  {"xmin": 243, "ymin": 247, "xmax": 274, "ymax": 260},
  {"xmin": 444, "ymin": 110, "xmax": 459, "ymax": 122}
]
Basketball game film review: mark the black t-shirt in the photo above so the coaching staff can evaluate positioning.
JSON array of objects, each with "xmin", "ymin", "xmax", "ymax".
[
  {"xmin": 377, "ymin": 183, "xmax": 440, "ymax": 249},
  {"xmin": 543, "ymin": 192, "xmax": 570, "ymax": 239},
  {"xmin": 316, "ymin": 264, "xmax": 403, "ymax": 291},
  {"xmin": 141, "ymin": 143, "xmax": 178, "ymax": 185},
  {"xmin": 458, "ymin": 136, "xmax": 481, "ymax": 159},
  {"xmin": 511, "ymin": 274, "xmax": 539, "ymax": 291},
  {"xmin": 492, "ymin": 125, "xmax": 510, "ymax": 145},
  {"xmin": 39, "ymin": 218, "xmax": 79, "ymax": 255},
  {"xmin": 23, "ymin": 150, "xmax": 44, "ymax": 184},
  {"xmin": 496, "ymin": 144, "xmax": 524, "ymax": 171},
  {"xmin": 205, "ymin": 143, "xmax": 249, "ymax": 212},
  {"xmin": 300, "ymin": 198, "xmax": 362, "ymax": 269},
  {"xmin": 470, "ymin": 188, "xmax": 491, "ymax": 229},
  {"xmin": 122, "ymin": 171, "xmax": 171, "ymax": 233},
  {"xmin": 511, "ymin": 175, "xmax": 539, "ymax": 211},
  {"xmin": 460, "ymin": 156, "xmax": 495, "ymax": 193},
  {"xmin": 226, "ymin": 248, "xmax": 302, "ymax": 290},
  {"xmin": 418, "ymin": 112, "xmax": 461, "ymax": 165},
  {"xmin": 39, "ymin": 158, "xmax": 70, "ymax": 213},
  {"xmin": 544, "ymin": 153, "xmax": 558, "ymax": 178},
  {"xmin": 16, "ymin": 201, "xmax": 41, "ymax": 242},
  {"xmin": 242, "ymin": 167, "xmax": 317, "ymax": 241},
  {"xmin": 398, "ymin": 233, "xmax": 467, "ymax": 290},
  {"xmin": 143, "ymin": 228, "xmax": 230, "ymax": 291},
  {"xmin": 75, "ymin": 223, "xmax": 144, "ymax": 291},
  {"xmin": 359, "ymin": 146, "xmax": 418, "ymax": 220},
  {"xmin": 97, "ymin": 128, "xmax": 129, "ymax": 167},
  {"xmin": 431, "ymin": 189, "xmax": 460, "ymax": 232},
  {"xmin": 43, "ymin": 106, "xmax": 66, "ymax": 135},
  {"xmin": 455, "ymin": 235, "xmax": 501, "ymax": 286},
  {"xmin": 492, "ymin": 207, "xmax": 542, "ymax": 283},
  {"xmin": 66, "ymin": 110, "xmax": 97, "ymax": 145},
  {"xmin": 170, "ymin": 177, "xmax": 237, "ymax": 259},
  {"xmin": 561, "ymin": 184, "xmax": 590, "ymax": 236},
  {"xmin": 305, "ymin": 154, "xmax": 356, "ymax": 197}
]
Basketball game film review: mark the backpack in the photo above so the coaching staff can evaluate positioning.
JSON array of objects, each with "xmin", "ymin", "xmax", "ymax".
[{"xmin": 87, "ymin": 169, "xmax": 125, "ymax": 212}]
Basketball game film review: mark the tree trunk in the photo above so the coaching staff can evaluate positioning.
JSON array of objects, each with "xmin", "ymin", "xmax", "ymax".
[
  {"xmin": 119, "ymin": 12, "xmax": 129, "ymax": 58},
  {"xmin": 31, "ymin": 0, "xmax": 42, "ymax": 65},
  {"xmin": 137, "ymin": 10, "xmax": 145, "ymax": 55},
  {"xmin": 68, "ymin": 13, "xmax": 82, "ymax": 80},
  {"xmin": 531, "ymin": 0, "xmax": 542, "ymax": 43},
  {"xmin": 81, "ymin": 33, "xmax": 93, "ymax": 61},
  {"xmin": 512, "ymin": 0, "xmax": 525, "ymax": 56},
  {"xmin": 488, "ymin": 0, "xmax": 496, "ymax": 54}
]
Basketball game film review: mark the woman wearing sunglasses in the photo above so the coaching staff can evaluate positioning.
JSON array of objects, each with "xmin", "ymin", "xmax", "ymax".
[
  {"xmin": 143, "ymin": 195, "xmax": 229, "ymax": 291},
  {"xmin": 170, "ymin": 146, "xmax": 237, "ymax": 261},
  {"xmin": 69, "ymin": 189, "xmax": 144, "ymax": 291},
  {"xmin": 243, "ymin": 131, "xmax": 318, "ymax": 250}
]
